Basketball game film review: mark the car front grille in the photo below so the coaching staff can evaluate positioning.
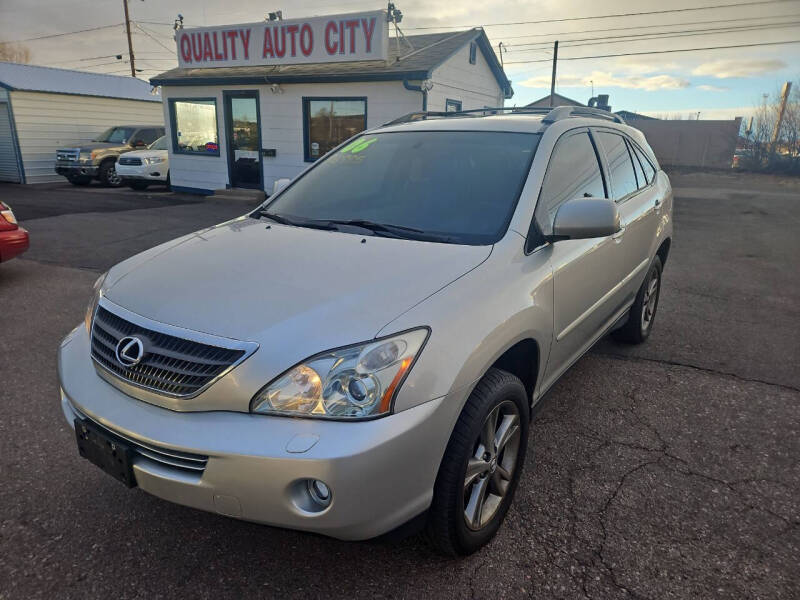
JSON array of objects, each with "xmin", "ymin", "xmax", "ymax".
[
  {"xmin": 91, "ymin": 305, "xmax": 248, "ymax": 398},
  {"xmin": 56, "ymin": 148, "xmax": 80, "ymax": 162},
  {"xmin": 72, "ymin": 404, "xmax": 208, "ymax": 475},
  {"xmin": 118, "ymin": 156, "xmax": 142, "ymax": 166}
]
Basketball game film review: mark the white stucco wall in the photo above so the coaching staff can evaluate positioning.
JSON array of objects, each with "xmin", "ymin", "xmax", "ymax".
[{"xmin": 161, "ymin": 81, "xmax": 423, "ymax": 193}]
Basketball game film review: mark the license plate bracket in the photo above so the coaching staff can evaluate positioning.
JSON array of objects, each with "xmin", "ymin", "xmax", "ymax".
[{"xmin": 74, "ymin": 418, "xmax": 137, "ymax": 488}]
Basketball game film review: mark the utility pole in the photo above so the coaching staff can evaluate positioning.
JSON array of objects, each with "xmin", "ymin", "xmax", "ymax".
[
  {"xmin": 771, "ymin": 81, "xmax": 792, "ymax": 150},
  {"xmin": 122, "ymin": 0, "xmax": 135, "ymax": 77},
  {"xmin": 549, "ymin": 41, "xmax": 558, "ymax": 107}
]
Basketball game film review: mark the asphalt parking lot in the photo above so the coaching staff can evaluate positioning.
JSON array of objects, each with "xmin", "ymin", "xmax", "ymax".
[{"xmin": 1, "ymin": 173, "xmax": 798, "ymax": 599}]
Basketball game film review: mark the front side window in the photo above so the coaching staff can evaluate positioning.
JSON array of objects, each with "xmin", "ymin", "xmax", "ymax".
[
  {"xmin": 265, "ymin": 131, "xmax": 540, "ymax": 245},
  {"xmin": 304, "ymin": 98, "xmax": 366, "ymax": 162},
  {"xmin": 595, "ymin": 131, "xmax": 638, "ymax": 200},
  {"xmin": 170, "ymin": 99, "xmax": 219, "ymax": 155},
  {"xmin": 535, "ymin": 131, "xmax": 606, "ymax": 236},
  {"xmin": 94, "ymin": 127, "xmax": 136, "ymax": 144}
]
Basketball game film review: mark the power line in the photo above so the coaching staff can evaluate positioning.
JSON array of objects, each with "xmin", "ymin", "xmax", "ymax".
[
  {"xmin": 493, "ymin": 12, "xmax": 800, "ymax": 41},
  {"xmin": 504, "ymin": 39, "xmax": 800, "ymax": 64},
  {"xmin": 134, "ymin": 23, "xmax": 175, "ymax": 54},
  {"xmin": 404, "ymin": 0, "xmax": 799, "ymax": 30},
  {"xmin": 4, "ymin": 23, "xmax": 124, "ymax": 43},
  {"xmin": 505, "ymin": 20, "xmax": 800, "ymax": 51}
]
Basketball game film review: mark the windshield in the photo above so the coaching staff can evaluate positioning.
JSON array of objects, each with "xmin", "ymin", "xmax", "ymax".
[
  {"xmin": 94, "ymin": 127, "xmax": 137, "ymax": 143},
  {"xmin": 149, "ymin": 136, "xmax": 168, "ymax": 150},
  {"xmin": 265, "ymin": 131, "xmax": 540, "ymax": 245}
]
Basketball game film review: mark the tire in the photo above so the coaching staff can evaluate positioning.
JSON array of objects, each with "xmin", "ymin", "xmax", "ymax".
[
  {"xmin": 99, "ymin": 161, "xmax": 122, "ymax": 187},
  {"xmin": 613, "ymin": 255, "xmax": 663, "ymax": 344},
  {"xmin": 165, "ymin": 171, "xmax": 171, "ymax": 190},
  {"xmin": 426, "ymin": 368, "xmax": 530, "ymax": 556},
  {"xmin": 127, "ymin": 181, "xmax": 149, "ymax": 191},
  {"xmin": 67, "ymin": 176, "xmax": 91, "ymax": 186}
]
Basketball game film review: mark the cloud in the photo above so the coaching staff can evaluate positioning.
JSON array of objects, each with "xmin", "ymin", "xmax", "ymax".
[
  {"xmin": 697, "ymin": 84, "xmax": 729, "ymax": 92},
  {"xmin": 518, "ymin": 71, "xmax": 690, "ymax": 91},
  {"xmin": 692, "ymin": 59, "xmax": 786, "ymax": 79}
]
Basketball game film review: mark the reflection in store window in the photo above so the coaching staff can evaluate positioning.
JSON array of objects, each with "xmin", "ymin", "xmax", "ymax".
[
  {"xmin": 304, "ymin": 98, "xmax": 367, "ymax": 161},
  {"xmin": 171, "ymin": 99, "xmax": 219, "ymax": 155}
]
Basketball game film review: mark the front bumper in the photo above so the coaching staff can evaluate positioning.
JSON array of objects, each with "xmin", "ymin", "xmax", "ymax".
[
  {"xmin": 55, "ymin": 162, "xmax": 98, "ymax": 177},
  {"xmin": 58, "ymin": 325, "xmax": 460, "ymax": 540},
  {"xmin": 115, "ymin": 163, "xmax": 167, "ymax": 182}
]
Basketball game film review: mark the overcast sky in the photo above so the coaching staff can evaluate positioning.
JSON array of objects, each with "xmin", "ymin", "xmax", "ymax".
[{"xmin": 1, "ymin": 0, "xmax": 798, "ymax": 118}]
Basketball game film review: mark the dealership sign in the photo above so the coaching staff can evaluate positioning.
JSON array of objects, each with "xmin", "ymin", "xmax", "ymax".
[{"xmin": 175, "ymin": 10, "xmax": 389, "ymax": 68}]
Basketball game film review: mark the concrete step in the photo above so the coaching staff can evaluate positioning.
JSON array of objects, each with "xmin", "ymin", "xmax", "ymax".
[{"xmin": 213, "ymin": 188, "xmax": 266, "ymax": 202}]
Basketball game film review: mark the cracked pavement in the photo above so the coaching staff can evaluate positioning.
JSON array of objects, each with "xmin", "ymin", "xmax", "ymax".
[{"xmin": 1, "ymin": 172, "xmax": 798, "ymax": 599}]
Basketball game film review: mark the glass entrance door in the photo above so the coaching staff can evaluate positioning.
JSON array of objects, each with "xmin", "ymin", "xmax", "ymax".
[{"xmin": 224, "ymin": 92, "xmax": 261, "ymax": 189}]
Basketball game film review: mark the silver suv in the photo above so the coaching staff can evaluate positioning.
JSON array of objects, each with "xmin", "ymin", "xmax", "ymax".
[{"xmin": 59, "ymin": 107, "xmax": 672, "ymax": 556}]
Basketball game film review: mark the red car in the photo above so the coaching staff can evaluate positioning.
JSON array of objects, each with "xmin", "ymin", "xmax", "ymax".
[{"xmin": 0, "ymin": 202, "xmax": 29, "ymax": 262}]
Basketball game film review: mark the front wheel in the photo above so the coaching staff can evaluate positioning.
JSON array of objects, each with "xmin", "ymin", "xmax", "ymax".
[
  {"xmin": 99, "ymin": 161, "xmax": 122, "ymax": 187},
  {"xmin": 613, "ymin": 255, "xmax": 662, "ymax": 344},
  {"xmin": 426, "ymin": 368, "xmax": 529, "ymax": 556}
]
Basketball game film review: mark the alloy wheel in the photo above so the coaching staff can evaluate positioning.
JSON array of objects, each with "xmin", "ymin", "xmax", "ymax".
[
  {"xmin": 107, "ymin": 168, "xmax": 122, "ymax": 186},
  {"xmin": 463, "ymin": 400, "xmax": 521, "ymax": 531},
  {"xmin": 641, "ymin": 269, "xmax": 660, "ymax": 333}
]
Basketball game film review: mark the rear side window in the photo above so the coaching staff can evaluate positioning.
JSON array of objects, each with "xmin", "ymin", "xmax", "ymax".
[
  {"xmin": 535, "ymin": 131, "xmax": 606, "ymax": 236},
  {"xmin": 595, "ymin": 131, "xmax": 638, "ymax": 200},
  {"xmin": 631, "ymin": 142, "xmax": 656, "ymax": 184},
  {"xmin": 628, "ymin": 139, "xmax": 647, "ymax": 189}
]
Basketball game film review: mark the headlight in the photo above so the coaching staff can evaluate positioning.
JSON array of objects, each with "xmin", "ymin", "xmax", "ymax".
[
  {"xmin": 85, "ymin": 272, "xmax": 107, "ymax": 333},
  {"xmin": 90, "ymin": 150, "xmax": 102, "ymax": 160},
  {"xmin": 250, "ymin": 328, "xmax": 430, "ymax": 419},
  {"xmin": 79, "ymin": 152, "xmax": 92, "ymax": 161},
  {"xmin": 144, "ymin": 156, "xmax": 165, "ymax": 165}
]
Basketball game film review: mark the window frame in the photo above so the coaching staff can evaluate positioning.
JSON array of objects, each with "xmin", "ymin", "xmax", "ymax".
[
  {"xmin": 168, "ymin": 97, "xmax": 221, "ymax": 157},
  {"xmin": 590, "ymin": 128, "xmax": 644, "ymax": 204},
  {"xmin": 628, "ymin": 139, "xmax": 657, "ymax": 185},
  {"xmin": 302, "ymin": 96, "xmax": 368, "ymax": 163},
  {"xmin": 445, "ymin": 99, "xmax": 463, "ymax": 112},
  {"xmin": 526, "ymin": 127, "xmax": 608, "ymax": 254}
]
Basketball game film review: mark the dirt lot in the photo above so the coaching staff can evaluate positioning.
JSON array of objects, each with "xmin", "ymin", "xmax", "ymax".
[{"xmin": 0, "ymin": 172, "xmax": 798, "ymax": 599}]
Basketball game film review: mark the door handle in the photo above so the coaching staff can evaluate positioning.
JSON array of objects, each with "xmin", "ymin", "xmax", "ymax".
[{"xmin": 654, "ymin": 197, "xmax": 663, "ymax": 210}]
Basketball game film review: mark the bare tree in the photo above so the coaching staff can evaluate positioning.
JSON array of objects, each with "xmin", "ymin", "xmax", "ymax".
[
  {"xmin": 0, "ymin": 42, "xmax": 31, "ymax": 63},
  {"xmin": 742, "ymin": 80, "xmax": 800, "ymax": 173}
]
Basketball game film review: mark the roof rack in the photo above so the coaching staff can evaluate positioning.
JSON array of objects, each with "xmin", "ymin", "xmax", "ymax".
[{"xmin": 382, "ymin": 105, "xmax": 625, "ymax": 127}]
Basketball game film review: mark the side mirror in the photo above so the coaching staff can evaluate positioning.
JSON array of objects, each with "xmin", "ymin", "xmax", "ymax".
[
  {"xmin": 550, "ymin": 198, "xmax": 621, "ymax": 242},
  {"xmin": 272, "ymin": 178, "xmax": 291, "ymax": 195}
]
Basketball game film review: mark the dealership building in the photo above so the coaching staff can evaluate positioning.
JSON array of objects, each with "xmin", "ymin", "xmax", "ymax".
[{"xmin": 150, "ymin": 10, "xmax": 513, "ymax": 195}]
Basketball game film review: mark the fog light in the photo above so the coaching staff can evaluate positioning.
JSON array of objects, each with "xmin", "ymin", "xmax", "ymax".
[{"xmin": 308, "ymin": 479, "xmax": 331, "ymax": 506}]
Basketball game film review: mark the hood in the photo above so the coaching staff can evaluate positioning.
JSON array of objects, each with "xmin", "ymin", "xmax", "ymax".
[
  {"xmin": 122, "ymin": 149, "xmax": 168, "ymax": 159},
  {"xmin": 71, "ymin": 142, "xmax": 128, "ymax": 152},
  {"xmin": 105, "ymin": 217, "xmax": 491, "ymax": 346}
]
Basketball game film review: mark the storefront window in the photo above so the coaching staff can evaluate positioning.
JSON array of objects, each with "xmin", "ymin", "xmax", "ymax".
[
  {"xmin": 303, "ymin": 98, "xmax": 367, "ymax": 162},
  {"xmin": 169, "ymin": 99, "xmax": 219, "ymax": 155}
]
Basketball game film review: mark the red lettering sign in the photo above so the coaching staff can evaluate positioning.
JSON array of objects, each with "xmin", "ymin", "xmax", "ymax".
[
  {"xmin": 300, "ymin": 23, "xmax": 313, "ymax": 56},
  {"xmin": 226, "ymin": 30, "xmax": 238, "ymax": 59},
  {"xmin": 362, "ymin": 18, "xmax": 375, "ymax": 53},
  {"xmin": 262, "ymin": 27, "xmax": 274, "ymax": 58},
  {"xmin": 202, "ymin": 33, "xmax": 213, "ymax": 61},
  {"xmin": 191, "ymin": 32, "xmax": 202, "ymax": 61},
  {"xmin": 345, "ymin": 20, "xmax": 360, "ymax": 53},
  {"xmin": 325, "ymin": 21, "xmax": 337, "ymax": 55},
  {"xmin": 239, "ymin": 28, "xmax": 251, "ymax": 59},
  {"xmin": 179, "ymin": 33, "xmax": 192, "ymax": 63},
  {"xmin": 286, "ymin": 24, "xmax": 299, "ymax": 57},
  {"xmin": 212, "ymin": 32, "xmax": 223, "ymax": 60}
]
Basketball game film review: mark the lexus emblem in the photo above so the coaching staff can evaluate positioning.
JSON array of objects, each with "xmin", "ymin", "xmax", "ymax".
[{"xmin": 115, "ymin": 336, "xmax": 145, "ymax": 367}]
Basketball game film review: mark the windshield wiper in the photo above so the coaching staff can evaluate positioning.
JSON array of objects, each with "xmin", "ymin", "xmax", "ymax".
[
  {"xmin": 253, "ymin": 209, "xmax": 337, "ymax": 231},
  {"xmin": 324, "ymin": 219, "xmax": 456, "ymax": 242}
]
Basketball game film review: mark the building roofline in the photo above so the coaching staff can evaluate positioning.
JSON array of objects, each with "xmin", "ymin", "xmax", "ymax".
[{"xmin": 150, "ymin": 29, "xmax": 513, "ymax": 97}]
